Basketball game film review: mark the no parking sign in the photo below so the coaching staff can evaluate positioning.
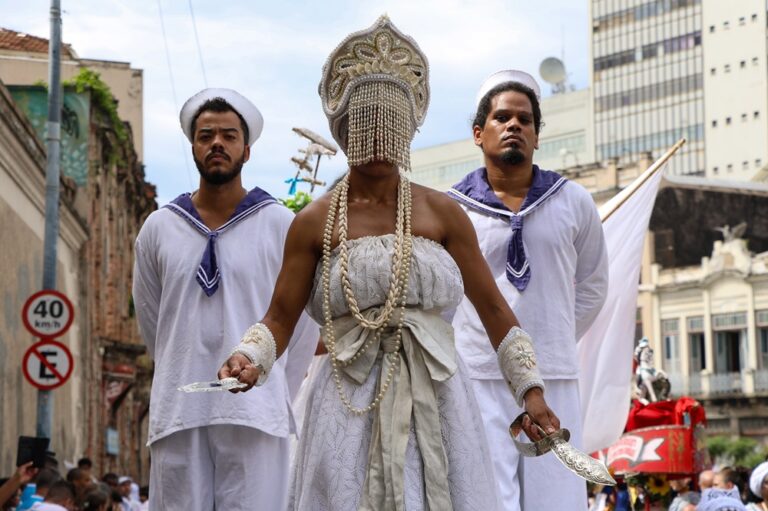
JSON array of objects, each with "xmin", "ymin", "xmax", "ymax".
[{"xmin": 22, "ymin": 339, "xmax": 74, "ymax": 390}]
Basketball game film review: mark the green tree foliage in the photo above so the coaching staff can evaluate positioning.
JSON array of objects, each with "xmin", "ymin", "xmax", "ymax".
[
  {"xmin": 706, "ymin": 435, "xmax": 768, "ymax": 467},
  {"xmin": 706, "ymin": 435, "xmax": 730, "ymax": 460},
  {"xmin": 64, "ymin": 68, "xmax": 128, "ymax": 143},
  {"xmin": 280, "ymin": 191, "xmax": 313, "ymax": 213},
  {"xmin": 36, "ymin": 68, "xmax": 130, "ymax": 167}
]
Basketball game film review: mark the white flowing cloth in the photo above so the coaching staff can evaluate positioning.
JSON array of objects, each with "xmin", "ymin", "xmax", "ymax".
[
  {"xmin": 577, "ymin": 164, "xmax": 666, "ymax": 453},
  {"xmin": 290, "ymin": 235, "xmax": 500, "ymax": 511}
]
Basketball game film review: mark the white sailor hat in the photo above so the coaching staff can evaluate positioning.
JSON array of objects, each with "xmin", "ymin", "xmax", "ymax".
[
  {"xmin": 475, "ymin": 70, "xmax": 541, "ymax": 107},
  {"xmin": 180, "ymin": 88, "xmax": 264, "ymax": 146}
]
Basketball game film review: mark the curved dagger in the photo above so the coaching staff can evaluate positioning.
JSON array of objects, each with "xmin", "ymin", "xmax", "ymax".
[{"xmin": 510, "ymin": 413, "xmax": 616, "ymax": 486}]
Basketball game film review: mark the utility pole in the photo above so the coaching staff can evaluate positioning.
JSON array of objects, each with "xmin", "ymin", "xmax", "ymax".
[{"xmin": 38, "ymin": 0, "xmax": 62, "ymax": 439}]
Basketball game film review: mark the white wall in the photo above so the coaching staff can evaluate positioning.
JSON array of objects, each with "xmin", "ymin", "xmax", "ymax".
[{"xmin": 702, "ymin": 0, "xmax": 768, "ymax": 180}]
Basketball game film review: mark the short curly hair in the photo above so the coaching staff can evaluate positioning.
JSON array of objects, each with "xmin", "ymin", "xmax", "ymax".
[
  {"xmin": 192, "ymin": 98, "xmax": 250, "ymax": 142},
  {"xmin": 473, "ymin": 81, "xmax": 543, "ymax": 135}
]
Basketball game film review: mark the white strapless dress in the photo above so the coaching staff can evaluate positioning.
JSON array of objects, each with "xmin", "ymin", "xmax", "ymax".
[{"xmin": 289, "ymin": 235, "xmax": 502, "ymax": 511}]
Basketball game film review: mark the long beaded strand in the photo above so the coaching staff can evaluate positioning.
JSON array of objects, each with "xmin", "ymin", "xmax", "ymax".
[
  {"xmin": 338, "ymin": 175, "xmax": 406, "ymax": 329},
  {"xmin": 321, "ymin": 172, "xmax": 413, "ymax": 415}
]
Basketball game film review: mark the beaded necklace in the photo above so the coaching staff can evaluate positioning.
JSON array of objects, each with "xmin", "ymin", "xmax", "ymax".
[{"xmin": 320, "ymin": 172, "xmax": 413, "ymax": 414}]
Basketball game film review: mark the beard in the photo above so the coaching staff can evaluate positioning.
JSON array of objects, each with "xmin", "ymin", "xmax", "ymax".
[
  {"xmin": 500, "ymin": 147, "xmax": 526, "ymax": 165},
  {"xmin": 194, "ymin": 150, "xmax": 245, "ymax": 185}
]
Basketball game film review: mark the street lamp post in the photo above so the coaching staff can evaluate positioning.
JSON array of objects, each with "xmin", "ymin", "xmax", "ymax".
[{"xmin": 38, "ymin": 0, "xmax": 63, "ymax": 439}]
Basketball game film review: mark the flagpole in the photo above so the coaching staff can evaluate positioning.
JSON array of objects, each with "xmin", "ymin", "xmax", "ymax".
[{"xmin": 600, "ymin": 138, "xmax": 687, "ymax": 223}]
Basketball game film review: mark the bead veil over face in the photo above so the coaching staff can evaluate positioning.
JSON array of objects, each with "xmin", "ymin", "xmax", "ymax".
[
  {"xmin": 347, "ymin": 80, "xmax": 413, "ymax": 171},
  {"xmin": 319, "ymin": 15, "xmax": 430, "ymax": 170}
]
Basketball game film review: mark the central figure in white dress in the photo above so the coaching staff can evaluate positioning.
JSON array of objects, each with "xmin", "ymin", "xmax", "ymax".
[{"xmin": 219, "ymin": 15, "xmax": 561, "ymax": 510}]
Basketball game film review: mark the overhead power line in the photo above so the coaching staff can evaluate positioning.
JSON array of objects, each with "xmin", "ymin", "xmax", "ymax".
[
  {"xmin": 157, "ymin": 0, "xmax": 195, "ymax": 190},
  {"xmin": 188, "ymin": 0, "xmax": 208, "ymax": 87}
]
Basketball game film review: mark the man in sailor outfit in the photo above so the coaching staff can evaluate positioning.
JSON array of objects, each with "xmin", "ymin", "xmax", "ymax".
[
  {"xmin": 449, "ymin": 71, "xmax": 609, "ymax": 511},
  {"xmin": 132, "ymin": 88, "xmax": 318, "ymax": 510}
]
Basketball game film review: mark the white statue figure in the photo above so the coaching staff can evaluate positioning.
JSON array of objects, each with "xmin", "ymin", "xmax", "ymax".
[
  {"xmin": 633, "ymin": 338, "xmax": 670, "ymax": 403},
  {"xmin": 714, "ymin": 222, "xmax": 747, "ymax": 243}
]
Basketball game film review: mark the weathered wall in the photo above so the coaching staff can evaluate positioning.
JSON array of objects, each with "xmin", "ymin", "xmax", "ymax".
[
  {"xmin": 0, "ymin": 81, "xmax": 88, "ymax": 473},
  {"xmin": 82, "ymin": 105, "xmax": 155, "ymax": 481},
  {"xmin": 0, "ymin": 76, "xmax": 155, "ymax": 482}
]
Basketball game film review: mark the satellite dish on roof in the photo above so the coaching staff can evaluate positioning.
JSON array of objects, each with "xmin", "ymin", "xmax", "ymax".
[{"xmin": 539, "ymin": 57, "xmax": 567, "ymax": 94}]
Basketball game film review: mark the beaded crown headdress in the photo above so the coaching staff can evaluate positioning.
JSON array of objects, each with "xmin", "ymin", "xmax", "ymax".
[{"xmin": 318, "ymin": 15, "xmax": 430, "ymax": 167}]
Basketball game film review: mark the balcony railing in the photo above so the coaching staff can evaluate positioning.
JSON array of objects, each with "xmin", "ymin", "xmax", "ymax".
[
  {"xmin": 665, "ymin": 370, "xmax": 768, "ymax": 397},
  {"xmin": 668, "ymin": 372, "xmax": 703, "ymax": 396},
  {"xmin": 688, "ymin": 373, "xmax": 703, "ymax": 395},
  {"xmin": 755, "ymin": 369, "xmax": 768, "ymax": 392},
  {"xmin": 668, "ymin": 372, "xmax": 688, "ymax": 395},
  {"xmin": 709, "ymin": 372, "xmax": 743, "ymax": 394}
]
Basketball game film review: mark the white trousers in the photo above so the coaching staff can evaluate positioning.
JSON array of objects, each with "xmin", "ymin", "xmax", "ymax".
[
  {"xmin": 149, "ymin": 425, "xmax": 288, "ymax": 511},
  {"xmin": 471, "ymin": 378, "xmax": 587, "ymax": 511}
]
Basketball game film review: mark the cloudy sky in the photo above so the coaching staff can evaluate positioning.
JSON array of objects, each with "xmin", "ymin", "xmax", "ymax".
[{"xmin": 5, "ymin": 0, "xmax": 589, "ymax": 204}]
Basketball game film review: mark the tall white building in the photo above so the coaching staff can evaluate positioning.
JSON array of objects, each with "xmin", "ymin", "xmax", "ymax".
[
  {"xmin": 590, "ymin": 0, "xmax": 768, "ymax": 180},
  {"xmin": 701, "ymin": 2, "xmax": 768, "ymax": 180},
  {"xmin": 590, "ymin": 0, "xmax": 705, "ymax": 176}
]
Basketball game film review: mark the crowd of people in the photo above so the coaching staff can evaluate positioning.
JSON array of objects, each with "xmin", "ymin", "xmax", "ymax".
[
  {"xmin": 0, "ymin": 458, "xmax": 148, "ymax": 511},
  {"xmin": 590, "ymin": 462, "xmax": 768, "ymax": 511}
]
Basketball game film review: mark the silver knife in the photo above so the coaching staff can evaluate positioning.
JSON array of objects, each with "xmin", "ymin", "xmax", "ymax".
[
  {"xmin": 509, "ymin": 413, "xmax": 616, "ymax": 486},
  {"xmin": 177, "ymin": 377, "xmax": 248, "ymax": 393}
]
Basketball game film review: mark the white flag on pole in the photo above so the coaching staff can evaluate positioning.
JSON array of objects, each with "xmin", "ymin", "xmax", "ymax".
[{"xmin": 577, "ymin": 148, "xmax": 675, "ymax": 454}]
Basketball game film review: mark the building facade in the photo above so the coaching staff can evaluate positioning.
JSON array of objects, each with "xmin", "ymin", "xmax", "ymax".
[
  {"xmin": 590, "ymin": 0, "xmax": 705, "ymax": 176},
  {"xmin": 0, "ymin": 80, "xmax": 89, "ymax": 473},
  {"xmin": 701, "ymin": 1, "xmax": 768, "ymax": 180},
  {"xmin": 642, "ymin": 180, "xmax": 768, "ymax": 438},
  {"xmin": 0, "ymin": 27, "xmax": 144, "ymax": 162},
  {"xmin": 0, "ymin": 29, "xmax": 156, "ymax": 481},
  {"xmin": 590, "ymin": 0, "xmax": 768, "ymax": 181}
]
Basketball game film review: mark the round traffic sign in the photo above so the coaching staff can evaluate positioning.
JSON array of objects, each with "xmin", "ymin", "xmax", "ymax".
[
  {"xmin": 22, "ymin": 339, "xmax": 74, "ymax": 390},
  {"xmin": 22, "ymin": 290, "xmax": 74, "ymax": 339}
]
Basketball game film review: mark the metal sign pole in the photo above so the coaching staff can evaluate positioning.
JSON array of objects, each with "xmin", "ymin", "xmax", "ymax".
[{"xmin": 37, "ymin": 0, "xmax": 63, "ymax": 439}]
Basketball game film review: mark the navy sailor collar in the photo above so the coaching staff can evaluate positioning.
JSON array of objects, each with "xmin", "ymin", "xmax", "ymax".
[
  {"xmin": 447, "ymin": 166, "xmax": 567, "ymax": 291},
  {"xmin": 163, "ymin": 187, "xmax": 277, "ymax": 297}
]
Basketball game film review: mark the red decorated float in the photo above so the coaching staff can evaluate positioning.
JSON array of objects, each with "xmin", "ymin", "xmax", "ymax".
[
  {"xmin": 595, "ymin": 398, "xmax": 709, "ymax": 476},
  {"xmin": 591, "ymin": 341, "xmax": 711, "ymax": 510}
]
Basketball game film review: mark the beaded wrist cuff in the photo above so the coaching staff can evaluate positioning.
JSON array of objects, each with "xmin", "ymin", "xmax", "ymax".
[
  {"xmin": 230, "ymin": 323, "xmax": 277, "ymax": 387},
  {"xmin": 497, "ymin": 326, "xmax": 545, "ymax": 406}
]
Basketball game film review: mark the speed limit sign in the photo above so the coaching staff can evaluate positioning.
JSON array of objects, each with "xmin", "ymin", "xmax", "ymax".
[{"xmin": 22, "ymin": 290, "xmax": 74, "ymax": 339}]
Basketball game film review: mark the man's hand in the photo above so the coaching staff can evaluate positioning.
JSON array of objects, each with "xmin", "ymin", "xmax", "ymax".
[
  {"xmin": 521, "ymin": 387, "xmax": 560, "ymax": 441},
  {"xmin": 218, "ymin": 354, "xmax": 261, "ymax": 393},
  {"xmin": 13, "ymin": 461, "xmax": 37, "ymax": 485}
]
